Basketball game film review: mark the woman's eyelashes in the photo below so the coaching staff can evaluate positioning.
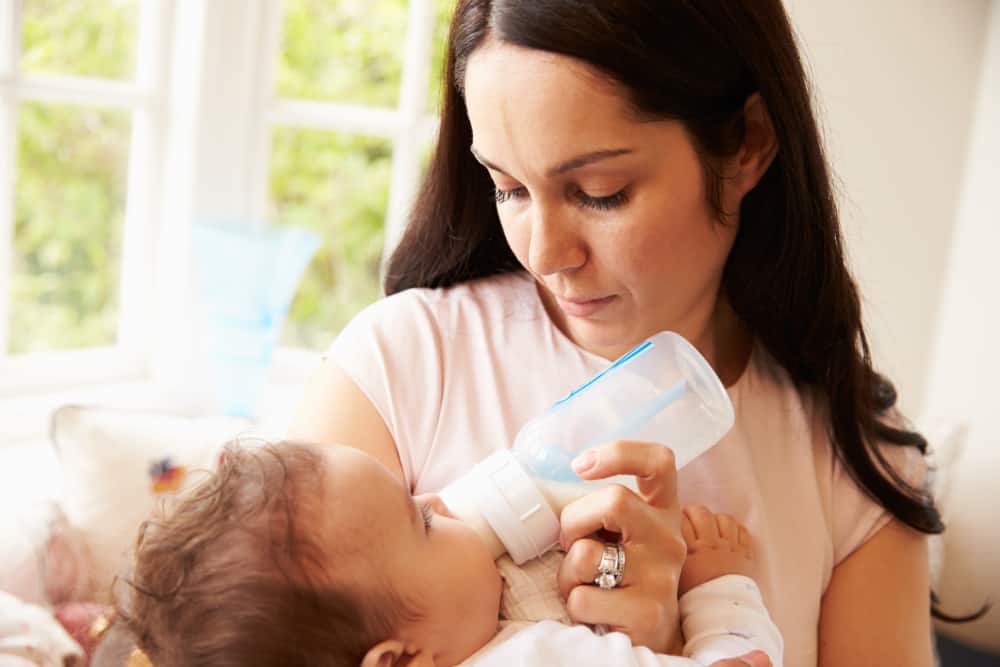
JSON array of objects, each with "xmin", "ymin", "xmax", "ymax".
[
  {"xmin": 493, "ymin": 186, "xmax": 526, "ymax": 204},
  {"xmin": 576, "ymin": 189, "xmax": 629, "ymax": 210},
  {"xmin": 492, "ymin": 186, "xmax": 629, "ymax": 210}
]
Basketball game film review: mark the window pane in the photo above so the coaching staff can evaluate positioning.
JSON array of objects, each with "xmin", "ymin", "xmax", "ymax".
[
  {"xmin": 270, "ymin": 128, "xmax": 391, "ymax": 350},
  {"xmin": 278, "ymin": 0, "xmax": 407, "ymax": 107},
  {"xmin": 10, "ymin": 102, "xmax": 131, "ymax": 354},
  {"xmin": 428, "ymin": 0, "xmax": 457, "ymax": 112},
  {"xmin": 21, "ymin": 0, "xmax": 139, "ymax": 80}
]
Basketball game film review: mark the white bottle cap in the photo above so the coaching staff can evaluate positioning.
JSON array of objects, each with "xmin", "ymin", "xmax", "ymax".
[{"xmin": 468, "ymin": 450, "xmax": 561, "ymax": 565}]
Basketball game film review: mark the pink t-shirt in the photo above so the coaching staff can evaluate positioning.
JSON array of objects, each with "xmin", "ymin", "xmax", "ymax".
[{"xmin": 328, "ymin": 271, "xmax": 923, "ymax": 667}]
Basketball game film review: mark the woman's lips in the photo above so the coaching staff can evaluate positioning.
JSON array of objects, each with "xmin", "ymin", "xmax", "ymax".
[{"xmin": 556, "ymin": 294, "xmax": 617, "ymax": 318}]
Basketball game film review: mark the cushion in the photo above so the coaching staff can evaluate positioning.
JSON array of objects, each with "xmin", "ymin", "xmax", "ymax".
[
  {"xmin": 50, "ymin": 405, "xmax": 249, "ymax": 602},
  {"xmin": 0, "ymin": 590, "xmax": 84, "ymax": 666},
  {"xmin": 0, "ymin": 501, "xmax": 58, "ymax": 607},
  {"xmin": 0, "ymin": 444, "xmax": 63, "ymax": 606}
]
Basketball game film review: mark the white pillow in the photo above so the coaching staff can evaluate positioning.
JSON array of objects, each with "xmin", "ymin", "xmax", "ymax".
[
  {"xmin": 50, "ymin": 405, "xmax": 250, "ymax": 602},
  {"xmin": 0, "ymin": 501, "xmax": 55, "ymax": 607}
]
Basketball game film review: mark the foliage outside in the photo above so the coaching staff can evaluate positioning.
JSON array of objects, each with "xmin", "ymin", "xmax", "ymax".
[{"xmin": 9, "ymin": 0, "xmax": 455, "ymax": 356}]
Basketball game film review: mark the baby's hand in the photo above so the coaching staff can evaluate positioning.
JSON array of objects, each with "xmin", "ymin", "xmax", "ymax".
[{"xmin": 678, "ymin": 505, "xmax": 757, "ymax": 596}]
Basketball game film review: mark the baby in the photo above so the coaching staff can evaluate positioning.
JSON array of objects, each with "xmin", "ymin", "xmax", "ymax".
[{"xmin": 116, "ymin": 441, "xmax": 781, "ymax": 666}]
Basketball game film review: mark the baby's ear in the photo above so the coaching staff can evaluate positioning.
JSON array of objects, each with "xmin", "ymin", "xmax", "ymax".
[{"xmin": 361, "ymin": 639, "xmax": 436, "ymax": 667}]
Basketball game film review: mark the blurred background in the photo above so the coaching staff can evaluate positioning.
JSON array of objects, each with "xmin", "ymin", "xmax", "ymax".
[{"xmin": 0, "ymin": 0, "xmax": 996, "ymax": 663}]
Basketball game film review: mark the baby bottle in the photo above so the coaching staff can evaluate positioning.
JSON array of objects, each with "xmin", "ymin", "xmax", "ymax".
[{"xmin": 439, "ymin": 331, "xmax": 735, "ymax": 564}]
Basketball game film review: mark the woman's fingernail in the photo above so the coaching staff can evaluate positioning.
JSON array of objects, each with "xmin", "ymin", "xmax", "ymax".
[
  {"xmin": 739, "ymin": 651, "xmax": 770, "ymax": 667},
  {"xmin": 571, "ymin": 450, "xmax": 597, "ymax": 473}
]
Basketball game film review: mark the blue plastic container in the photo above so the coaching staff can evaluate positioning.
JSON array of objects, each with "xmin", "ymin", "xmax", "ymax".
[{"xmin": 192, "ymin": 221, "xmax": 320, "ymax": 417}]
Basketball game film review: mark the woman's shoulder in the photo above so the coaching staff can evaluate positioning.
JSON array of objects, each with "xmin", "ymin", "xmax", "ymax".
[
  {"xmin": 398, "ymin": 270, "xmax": 535, "ymax": 311},
  {"xmin": 353, "ymin": 271, "xmax": 538, "ymax": 333},
  {"xmin": 729, "ymin": 341, "xmax": 833, "ymax": 468}
]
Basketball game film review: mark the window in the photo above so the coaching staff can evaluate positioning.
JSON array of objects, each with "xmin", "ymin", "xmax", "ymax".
[
  {"xmin": 0, "ymin": 0, "xmax": 455, "ymax": 439},
  {"xmin": 0, "ymin": 0, "xmax": 171, "ymax": 395},
  {"xmin": 267, "ymin": 0, "xmax": 455, "ymax": 350}
]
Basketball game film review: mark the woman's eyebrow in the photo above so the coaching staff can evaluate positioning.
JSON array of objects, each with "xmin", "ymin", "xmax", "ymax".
[{"xmin": 469, "ymin": 146, "xmax": 635, "ymax": 178}]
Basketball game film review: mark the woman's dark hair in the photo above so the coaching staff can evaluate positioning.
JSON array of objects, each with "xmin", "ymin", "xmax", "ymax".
[
  {"xmin": 115, "ymin": 441, "xmax": 419, "ymax": 666},
  {"xmin": 385, "ymin": 0, "xmax": 975, "ymax": 619}
]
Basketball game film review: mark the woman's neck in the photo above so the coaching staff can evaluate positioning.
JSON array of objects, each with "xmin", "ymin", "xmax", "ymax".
[{"xmin": 697, "ymin": 294, "xmax": 753, "ymax": 388}]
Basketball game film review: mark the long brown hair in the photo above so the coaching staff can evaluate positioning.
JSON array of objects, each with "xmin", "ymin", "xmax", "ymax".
[{"xmin": 385, "ymin": 0, "xmax": 959, "ymax": 614}]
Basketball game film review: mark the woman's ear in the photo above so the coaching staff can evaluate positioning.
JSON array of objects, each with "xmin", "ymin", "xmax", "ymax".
[
  {"xmin": 733, "ymin": 92, "xmax": 779, "ymax": 197},
  {"xmin": 361, "ymin": 639, "xmax": 437, "ymax": 667}
]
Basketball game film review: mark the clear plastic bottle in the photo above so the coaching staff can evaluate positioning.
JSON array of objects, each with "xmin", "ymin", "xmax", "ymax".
[{"xmin": 439, "ymin": 331, "xmax": 735, "ymax": 564}]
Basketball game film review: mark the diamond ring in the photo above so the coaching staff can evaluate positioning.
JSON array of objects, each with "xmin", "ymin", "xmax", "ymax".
[{"xmin": 594, "ymin": 542, "xmax": 626, "ymax": 590}]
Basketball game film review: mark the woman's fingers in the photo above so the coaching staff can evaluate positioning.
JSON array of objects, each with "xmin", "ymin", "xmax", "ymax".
[
  {"xmin": 559, "ymin": 483, "xmax": 679, "ymax": 548},
  {"xmin": 563, "ymin": 584, "xmax": 670, "ymax": 645},
  {"xmin": 558, "ymin": 439, "xmax": 687, "ymax": 652},
  {"xmin": 557, "ymin": 536, "xmax": 605, "ymax": 598},
  {"xmin": 558, "ymin": 538, "xmax": 673, "ymax": 599},
  {"xmin": 572, "ymin": 440, "xmax": 678, "ymax": 509}
]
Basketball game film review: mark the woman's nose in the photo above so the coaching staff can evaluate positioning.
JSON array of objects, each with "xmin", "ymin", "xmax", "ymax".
[{"xmin": 527, "ymin": 204, "xmax": 587, "ymax": 276}]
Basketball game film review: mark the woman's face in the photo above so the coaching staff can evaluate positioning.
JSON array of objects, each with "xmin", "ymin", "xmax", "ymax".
[{"xmin": 464, "ymin": 41, "xmax": 740, "ymax": 360}]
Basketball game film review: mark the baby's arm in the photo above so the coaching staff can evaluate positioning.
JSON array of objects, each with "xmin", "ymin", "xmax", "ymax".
[
  {"xmin": 463, "ymin": 619, "xmax": 766, "ymax": 666},
  {"xmin": 677, "ymin": 506, "xmax": 784, "ymax": 667},
  {"xmin": 679, "ymin": 574, "xmax": 782, "ymax": 666}
]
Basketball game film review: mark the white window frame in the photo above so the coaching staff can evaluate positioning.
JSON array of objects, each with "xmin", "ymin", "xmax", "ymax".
[
  {"xmin": 0, "ymin": 0, "xmax": 445, "ymax": 444},
  {"xmin": 0, "ymin": 0, "xmax": 173, "ymax": 396},
  {"xmin": 255, "ymin": 0, "xmax": 441, "ymax": 374}
]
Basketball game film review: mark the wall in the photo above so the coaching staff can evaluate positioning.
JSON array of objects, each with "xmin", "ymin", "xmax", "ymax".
[
  {"xmin": 783, "ymin": 0, "xmax": 992, "ymax": 418},
  {"xmin": 786, "ymin": 1, "xmax": 1000, "ymax": 649},
  {"xmin": 922, "ymin": 2, "xmax": 1000, "ymax": 652}
]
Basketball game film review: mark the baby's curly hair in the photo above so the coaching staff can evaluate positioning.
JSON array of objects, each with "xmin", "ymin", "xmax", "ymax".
[{"xmin": 115, "ymin": 441, "xmax": 416, "ymax": 667}]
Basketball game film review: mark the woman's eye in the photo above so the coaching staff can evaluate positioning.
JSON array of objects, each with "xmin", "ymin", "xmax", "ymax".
[
  {"xmin": 493, "ymin": 186, "xmax": 527, "ymax": 204},
  {"xmin": 576, "ymin": 189, "xmax": 629, "ymax": 211},
  {"xmin": 420, "ymin": 503, "xmax": 434, "ymax": 530}
]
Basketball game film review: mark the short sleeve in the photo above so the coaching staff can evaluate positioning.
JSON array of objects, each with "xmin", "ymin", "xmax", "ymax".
[
  {"xmin": 325, "ymin": 290, "xmax": 447, "ymax": 490},
  {"xmin": 830, "ymin": 418, "xmax": 929, "ymax": 565}
]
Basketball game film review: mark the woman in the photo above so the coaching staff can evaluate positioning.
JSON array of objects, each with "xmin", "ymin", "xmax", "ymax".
[{"xmin": 291, "ymin": 1, "xmax": 939, "ymax": 665}]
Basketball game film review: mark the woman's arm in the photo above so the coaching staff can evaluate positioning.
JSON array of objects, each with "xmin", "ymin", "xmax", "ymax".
[
  {"xmin": 818, "ymin": 518, "xmax": 934, "ymax": 666},
  {"xmin": 288, "ymin": 359, "xmax": 404, "ymax": 482}
]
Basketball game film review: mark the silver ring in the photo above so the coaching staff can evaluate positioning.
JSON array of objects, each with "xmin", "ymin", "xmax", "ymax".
[{"xmin": 594, "ymin": 542, "xmax": 626, "ymax": 589}]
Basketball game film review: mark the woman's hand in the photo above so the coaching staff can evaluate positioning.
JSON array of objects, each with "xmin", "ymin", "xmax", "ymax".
[{"xmin": 556, "ymin": 440, "xmax": 687, "ymax": 653}]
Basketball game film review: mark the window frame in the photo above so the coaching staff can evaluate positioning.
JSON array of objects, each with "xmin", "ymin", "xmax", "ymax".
[
  {"xmin": 255, "ymin": 0, "xmax": 441, "ymax": 374},
  {"xmin": 0, "ymin": 0, "xmax": 173, "ymax": 396},
  {"xmin": 0, "ymin": 0, "xmax": 445, "ymax": 444}
]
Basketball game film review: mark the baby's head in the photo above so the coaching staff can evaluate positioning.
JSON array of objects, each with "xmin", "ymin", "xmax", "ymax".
[{"xmin": 118, "ymin": 441, "xmax": 502, "ymax": 667}]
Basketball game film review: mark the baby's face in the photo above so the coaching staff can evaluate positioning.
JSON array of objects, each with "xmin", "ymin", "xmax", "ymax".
[{"xmin": 321, "ymin": 446, "xmax": 502, "ymax": 665}]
